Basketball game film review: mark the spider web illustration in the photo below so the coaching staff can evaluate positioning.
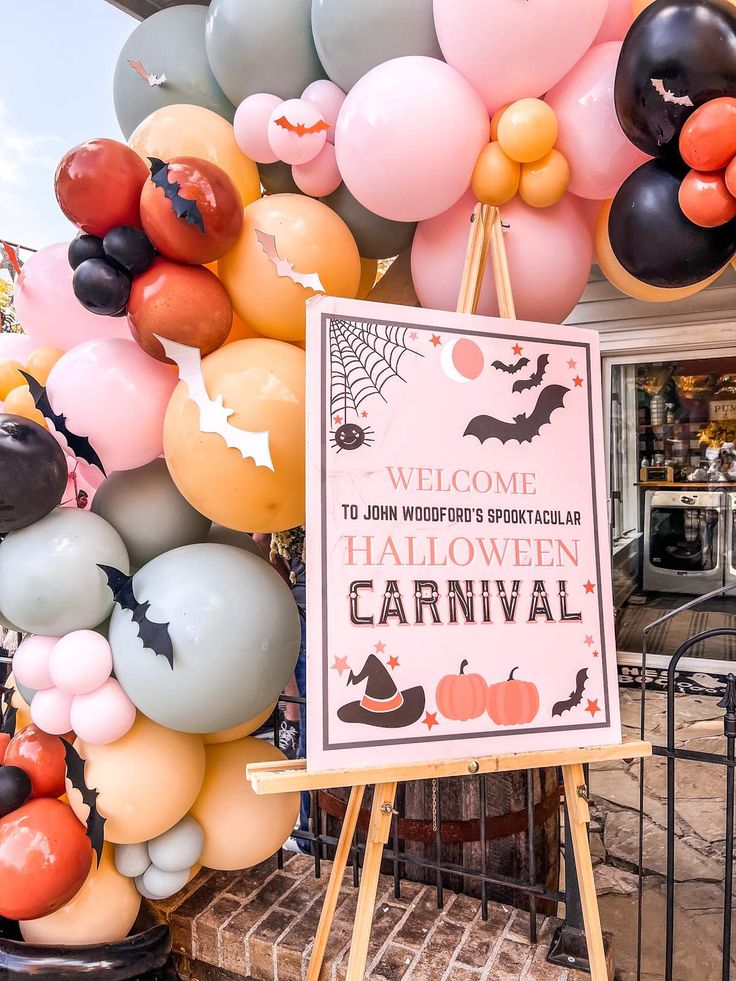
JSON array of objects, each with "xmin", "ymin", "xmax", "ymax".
[{"xmin": 329, "ymin": 318, "xmax": 422, "ymax": 417}]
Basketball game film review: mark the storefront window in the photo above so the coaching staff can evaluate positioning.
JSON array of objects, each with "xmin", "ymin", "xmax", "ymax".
[{"xmin": 608, "ymin": 355, "xmax": 736, "ymax": 668}]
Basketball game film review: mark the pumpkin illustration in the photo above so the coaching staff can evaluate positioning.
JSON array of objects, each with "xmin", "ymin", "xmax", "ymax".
[
  {"xmin": 435, "ymin": 660, "xmax": 487, "ymax": 722},
  {"xmin": 487, "ymin": 667, "xmax": 539, "ymax": 726}
]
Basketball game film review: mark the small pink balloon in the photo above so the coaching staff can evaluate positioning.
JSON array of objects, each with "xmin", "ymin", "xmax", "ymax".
[
  {"xmin": 70, "ymin": 679, "xmax": 136, "ymax": 745},
  {"xmin": 301, "ymin": 80, "xmax": 346, "ymax": 144},
  {"xmin": 268, "ymin": 98, "xmax": 329, "ymax": 165},
  {"xmin": 292, "ymin": 143, "xmax": 342, "ymax": 197},
  {"xmin": 545, "ymin": 42, "xmax": 648, "ymax": 200},
  {"xmin": 13, "ymin": 244, "xmax": 129, "ymax": 351},
  {"xmin": 411, "ymin": 190, "xmax": 593, "ymax": 325},
  {"xmin": 0, "ymin": 332, "xmax": 34, "ymax": 363},
  {"xmin": 31, "ymin": 687, "xmax": 74, "ymax": 736},
  {"xmin": 13, "ymin": 635, "xmax": 59, "ymax": 691},
  {"xmin": 593, "ymin": 0, "xmax": 634, "ymax": 43},
  {"xmin": 234, "ymin": 93, "xmax": 282, "ymax": 164},
  {"xmin": 335, "ymin": 57, "xmax": 490, "ymax": 222},
  {"xmin": 49, "ymin": 630, "xmax": 113, "ymax": 696},
  {"xmin": 46, "ymin": 337, "xmax": 176, "ymax": 474}
]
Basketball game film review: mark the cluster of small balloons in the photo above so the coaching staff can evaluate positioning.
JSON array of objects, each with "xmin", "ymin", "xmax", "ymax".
[{"xmin": 115, "ymin": 816, "xmax": 204, "ymax": 901}]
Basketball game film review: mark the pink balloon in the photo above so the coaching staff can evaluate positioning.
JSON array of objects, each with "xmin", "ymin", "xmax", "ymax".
[
  {"xmin": 0, "ymin": 332, "xmax": 34, "ymax": 363},
  {"xmin": 545, "ymin": 42, "xmax": 649, "ymax": 200},
  {"xmin": 234, "ymin": 93, "xmax": 282, "ymax": 164},
  {"xmin": 268, "ymin": 99, "xmax": 328, "ymax": 165},
  {"xmin": 292, "ymin": 144, "xmax": 342, "ymax": 197},
  {"xmin": 13, "ymin": 635, "xmax": 59, "ymax": 691},
  {"xmin": 31, "ymin": 687, "xmax": 73, "ymax": 736},
  {"xmin": 411, "ymin": 191, "xmax": 593, "ymax": 325},
  {"xmin": 12, "ymin": 244, "xmax": 129, "ymax": 351},
  {"xmin": 301, "ymin": 80, "xmax": 346, "ymax": 144},
  {"xmin": 46, "ymin": 338, "xmax": 176, "ymax": 474},
  {"xmin": 336, "ymin": 56, "xmax": 489, "ymax": 222},
  {"xmin": 60, "ymin": 452, "xmax": 105, "ymax": 510},
  {"xmin": 433, "ymin": 0, "xmax": 608, "ymax": 113},
  {"xmin": 574, "ymin": 195, "xmax": 605, "ymax": 234},
  {"xmin": 49, "ymin": 630, "xmax": 113, "ymax": 696},
  {"xmin": 70, "ymin": 679, "xmax": 136, "ymax": 745},
  {"xmin": 593, "ymin": 0, "xmax": 634, "ymax": 43}
]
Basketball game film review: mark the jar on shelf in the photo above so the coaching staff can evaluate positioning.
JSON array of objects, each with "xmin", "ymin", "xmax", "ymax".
[{"xmin": 650, "ymin": 393, "xmax": 666, "ymax": 426}]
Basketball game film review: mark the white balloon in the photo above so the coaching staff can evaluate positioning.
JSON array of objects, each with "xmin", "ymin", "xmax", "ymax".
[
  {"xmin": 147, "ymin": 816, "xmax": 204, "ymax": 874},
  {"xmin": 115, "ymin": 842, "xmax": 151, "ymax": 879}
]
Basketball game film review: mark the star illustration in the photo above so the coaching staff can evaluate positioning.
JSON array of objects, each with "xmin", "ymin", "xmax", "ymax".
[
  {"xmin": 573, "ymin": 375, "xmax": 584, "ymax": 388},
  {"xmin": 567, "ymin": 359, "xmax": 577, "ymax": 369},
  {"xmin": 361, "ymin": 410, "xmax": 368, "ymax": 418},
  {"xmin": 430, "ymin": 334, "xmax": 441, "ymax": 347},
  {"xmin": 331, "ymin": 656, "xmax": 349, "ymax": 676},
  {"xmin": 423, "ymin": 711, "xmax": 439, "ymax": 730},
  {"xmin": 584, "ymin": 581, "xmax": 596, "ymax": 594},
  {"xmin": 512, "ymin": 343, "xmax": 523, "ymax": 356},
  {"xmin": 333, "ymin": 414, "xmax": 343, "ymax": 425},
  {"xmin": 374, "ymin": 641, "xmax": 386, "ymax": 654},
  {"xmin": 387, "ymin": 655, "xmax": 400, "ymax": 670},
  {"xmin": 584, "ymin": 635, "xmax": 594, "ymax": 646},
  {"xmin": 409, "ymin": 331, "xmax": 418, "ymax": 341},
  {"xmin": 585, "ymin": 699, "xmax": 600, "ymax": 718},
  {"xmin": 592, "ymin": 650, "xmax": 600, "ymax": 658}
]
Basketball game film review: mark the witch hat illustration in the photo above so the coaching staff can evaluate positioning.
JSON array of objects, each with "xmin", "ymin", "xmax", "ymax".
[{"xmin": 337, "ymin": 654, "xmax": 425, "ymax": 729}]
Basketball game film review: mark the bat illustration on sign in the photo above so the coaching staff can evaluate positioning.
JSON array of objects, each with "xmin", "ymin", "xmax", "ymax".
[
  {"xmin": 512, "ymin": 354, "xmax": 549, "ymax": 394},
  {"xmin": 155, "ymin": 335, "xmax": 274, "ymax": 470},
  {"xmin": 650, "ymin": 78, "xmax": 693, "ymax": 108},
  {"xmin": 492, "ymin": 357, "xmax": 529, "ymax": 374},
  {"xmin": 62, "ymin": 738, "xmax": 106, "ymax": 865},
  {"xmin": 0, "ymin": 685, "xmax": 17, "ymax": 737},
  {"xmin": 148, "ymin": 158, "xmax": 205, "ymax": 234},
  {"xmin": 99, "ymin": 564, "xmax": 175, "ymax": 669},
  {"xmin": 551, "ymin": 668, "xmax": 589, "ymax": 718},
  {"xmin": 464, "ymin": 384, "xmax": 569, "ymax": 445},
  {"xmin": 21, "ymin": 371, "xmax": 106, "ymax": 474},
  {"xmin": 273, "ymin": 115, "xmax": 330, "ymax": 137},
  {"xmin": 128, "ymin": 59, "xmax": 166, "ymax": 86},
  {"xmin": 255, "ymin": 230, "xmax": 326, "ymax": 293}
]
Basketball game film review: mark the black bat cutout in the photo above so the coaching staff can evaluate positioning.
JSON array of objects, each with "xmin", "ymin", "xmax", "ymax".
[
  {"xmin": 551, "ymin": 668, "xmax": 589, "ymax": 718},
  {"xmin": 512, "ymin": 354, "xmax": 549, "ymax": 395},
  {"xmin": 149, "ymin": 157, "xmax": 205, "ymax": 235},
  {"xmin": 0, "ymin": 684, "xmax": 17, "ymax": 736},
  {"xmin": 464, "ymin": 384, "xmax": 569, "ymax": 446},
  {"xmin": 62, "ymin": 738, "xmax": 105, "ymax": 866},
  {"xmin": 99, "ymin": 565, "xmax": 174, "ymax": 669},
  {"xmin": 492, "ymin": 357, "xmax": 529, "ymax": 374},
  {"xmin": 21, "ymin": 371, "xmax": 106, "ymax": 475}
]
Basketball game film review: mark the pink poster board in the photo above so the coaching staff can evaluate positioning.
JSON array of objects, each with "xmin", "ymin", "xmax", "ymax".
[{"xmin": 306, "ymin": 296, "xmax": 621, "ymax": 772}]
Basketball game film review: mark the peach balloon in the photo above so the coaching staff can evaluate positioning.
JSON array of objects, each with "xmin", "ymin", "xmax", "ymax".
[
  {"xmin": 191, "ymin": 738, "xmax": 299, "ymax": 870},
  {"xmin": 497, "ymin": 99, "xmax": 558, "ymax": 164},
  {"xmin": 25, "ymin": 347, "xmax": 63, "ymax": 386},
  {"xmin": 519, "ymin": 150, "xmax": 571, "ymax": 208},
  {"xmin": 202, "ymin": 701, "xmax": 277, "ymax": 745},
  {"xmin": 357, "ymin": 258, "xmax": 378, "ymax": 300},
  {"xmin": 0, "ymin": 360, "xmax": 25, "ymax": 400},
  {"xmin": 67, "ymin": 714, "xmax": 205, "ymax": 844},
  {"xmin": 472, "ymin": 143, "xmax": 520, "ymax": 206},
  {"xmin": 2, "ymin": 385, "xmax": 46, "ymax": 428}
]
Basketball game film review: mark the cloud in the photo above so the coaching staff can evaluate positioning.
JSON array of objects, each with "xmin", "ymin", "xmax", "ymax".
[{"xmin": 0, "ymin": 100, "xmax": 63, "ymax": 189}]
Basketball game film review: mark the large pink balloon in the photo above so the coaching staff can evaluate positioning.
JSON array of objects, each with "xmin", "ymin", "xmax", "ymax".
[
  {"xmin": 335, "ymin": 56, "xmax": 489, "ymax": 222},
  {"xmin": 593, "ymin": 0, "xmax": 633, "ymax": 43},
  {"xmin": 433, "ymin": 0, "xmax": 608, "ymax": 113},
  {"xmin": 411, "ymin": 191, "xmax": 593, "ymax": 325},
  {"xmin": 46, "ymin": 338, "xmax": 176, "ymax": 474},
  {"xmin": 13, "ymin": 245, "xmax": 129, "ymax": 351},
  {"xmin": 545, "ymin": 42, "xmax": 648, "ymax": 200}
]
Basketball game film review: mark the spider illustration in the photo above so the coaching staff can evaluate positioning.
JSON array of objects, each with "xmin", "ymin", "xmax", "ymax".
[{"xmin": 331, "ymin": 421, "xmax": 374, "ymax": 452}]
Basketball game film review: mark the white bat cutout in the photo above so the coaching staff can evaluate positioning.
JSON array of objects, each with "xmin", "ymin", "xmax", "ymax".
[
  {"xmin": 650, "ymin": 78, "xmax": 693, "ymax": 108},
  {"xmin": 156, "ymin": 335, "xmax": 275, "ymax": 471},
  {"xmin": 128, "ymin": 59, "xmax": 167, "ymax": 87},
  {"xmin": 255, "ymin": 230, "xmax": 326, "ymax": 293}
]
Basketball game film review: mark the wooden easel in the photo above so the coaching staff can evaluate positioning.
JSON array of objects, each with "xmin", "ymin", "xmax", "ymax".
[{"xmin": 247, "ymin": 205, "xmax": 652, "ymax": 980}]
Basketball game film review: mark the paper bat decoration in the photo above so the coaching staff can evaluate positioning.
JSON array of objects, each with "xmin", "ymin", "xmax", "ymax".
[
  {"xmin": 464, "ymin": 384, "xmax": 569, "ymax": 445},
  {"xmin": 20, "ymin": 371, "xmax": 106, "ymax": 474},
  {"xmin": 551, "ymin": 668, "xmax": 589, "ymax": 718},
  {"xmin": 155, "ymin": 335, "xmax": 274, "ymax": 470},
  {"xmin": 148, "ymin": 158, "xmax": 205, "ymax": 235},
  {"xmin": 128, "ymin": 59, "xmax": 166, "ymax": 87},
  {"xmin": 255, "ymin": 230, "xmax": 326, "ymax": 293},
  {"xmin": 492, "ymin": 357, "xmax": 529, "ymax": 374},
  {"xmin": 99, "ymin": 564, "xmax": 175, "ymax": 669},
  {"xmin": 512, "ymin": 354, "xmax": 549, "ymax": 394},
  {"xmin": 1, "ymin": 241, "xmax": 21, "ymax": 277},
  {"xmin": 61, "ymin": 739, "xmax": 105, "ymax": 865},
  {"xmin": 273, "ymin": 115, "xmax": 330, "ymax": 137},
  {"xmin": 0, "ymin": 685, "xmax": 17, "ymax": 737},
  {"xmin": 650, "ymin": 78, "xmax": 693, "ymax": 108}
]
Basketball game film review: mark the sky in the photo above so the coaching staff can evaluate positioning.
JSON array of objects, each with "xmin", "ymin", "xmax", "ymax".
[{"xmin": 0, "ymin": 0, "xmax": 136, "ymax": 251}]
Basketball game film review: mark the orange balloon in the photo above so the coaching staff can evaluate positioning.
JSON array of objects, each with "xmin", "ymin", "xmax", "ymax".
[
  {"xmin": 678, "ymin": 169, "xmax": 736, "ymax": 227},
  {"xmin": 225, "ymin": 311, "xmax": 262, "ymax": 345},
  {"xmin": 490, "ymin": 104, "xmax": 511, "ymax": 142},
  {"xmin": 679, "ymin": 98, "xmax": 736, "ymax": 172},
  {"xmin": 519, "ymin": 150, "xmax": 571, "ymax": 208},
  {"xmin": 497, "ymin": 99, "xmax": 558, "ymax": 164},
  {"xmin": 202, "ymin": 701, "xmax": 277, "ymax": 745},
  {"xmin": 128, "ymin": 105, "xmax": 260, "ymax": 208},
  {"xmin": 3, "ymin": 385, "xmax": 46, "ymax": 428},
  {"xmin": 0, "ymin": 359, "xmax": 25, "ymax": 399},
  {"xmin": 472, "ymin": 142, "xmax": 520, "ymax": 206},
  {"xmin": 725, "ymin": 155, "xmax": 736, "ymax": 198},
  {"xmin": 218, "ymin": 194, "xmax": 361, "ymax": 342},
  {"xmin": 163, "ymin": 338, "xmax": 305, "ymax": 533},
  {"xmin": 25, "ymin": 348, "xmax": 63, "ymax": 386},
  {"xmin": 357, "ymin": 258, "xmax": 379, "ymax": 300}
]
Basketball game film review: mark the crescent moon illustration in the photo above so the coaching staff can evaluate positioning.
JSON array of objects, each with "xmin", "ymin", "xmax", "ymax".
[{"xmin": 440, "ymin": 337, "xmax": 484, "ymax": 383}]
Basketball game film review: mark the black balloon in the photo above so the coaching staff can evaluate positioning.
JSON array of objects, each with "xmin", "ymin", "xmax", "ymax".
[
  {"xmin": 72, "ymin": 258, "xmax": 131, "ymax": 316},
  {"xmin": 103, "ymin": 226, "xmax": 155, "ymax": 277},
  {"xmin": 609, "ymin": 159, "xmax": 736, "ymax": 287},
  {"xmin": 0, "ymin": 414, "xmax": 68, "ymax": 533},
  {"xmin": 616, "ymin": 0, "xmax": 736, "ymax": 158},
  {"xmin": 0, "ymin": 767, "xmax": 32, "ymax": 819},
  {"xmin": 68, "ymin": 234, "xmax": 105, "ymax": 270}
]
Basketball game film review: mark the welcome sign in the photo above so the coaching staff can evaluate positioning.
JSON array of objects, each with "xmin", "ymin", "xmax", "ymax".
[{"xmin": 306, "ymin": 297, "xmax": 620, "ymax": 771}]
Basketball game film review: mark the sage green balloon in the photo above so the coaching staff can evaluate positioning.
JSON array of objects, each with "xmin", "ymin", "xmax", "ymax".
[
  {"xmin": 147, "ymin": 816, "xmax": 204, "ymax": 873},
  {"xmin": 207, "ymin": 525, "xmax": 263, "ymax": 558},
  {"xmin": 115, "ymin": 842, "xmax": 151, "ymax": 879},
  {"xmin": 258, "ymin": 161, "xmax": 301, "ymax": 197},
  {"xmin": 13, "ymin": 678, "xmax": 36, "ymax": 706},
  {"xmin": 205, "ymin": 0, "xmax": 324, "ymax": 106},
  {"xmin": 113, "ymin": 5, "xmax": 235, "ymax": 140},
  {"xmin": 312, "ymin": 0, "xmax": 443, "ymax": 92},
  {"xmin": 109, "ymin": 544, "xmax": 299, "ymax": 733},
  {"xmin": 321, "ymin": 183, "xmax": 416, "ymax": 260},
  {"xmin": 0, "ymin": 509, "xmax": 129, "ymax": 636},
  {"xmin": 92, "ymin": 459, "xmax": 212, "ymax": 569}
]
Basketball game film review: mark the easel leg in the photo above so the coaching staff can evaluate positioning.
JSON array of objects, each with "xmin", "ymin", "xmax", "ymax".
[
  {"xmin": 562, "ymin": 764, "xmax": 608, "ymax": 981},
  {"xmin": 307, "ymin": 785, "xmax": 365, "ymax": 981},
  {"xmin": 345, "ymin": 782, "xmax": 398, "ymax": 981}
]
